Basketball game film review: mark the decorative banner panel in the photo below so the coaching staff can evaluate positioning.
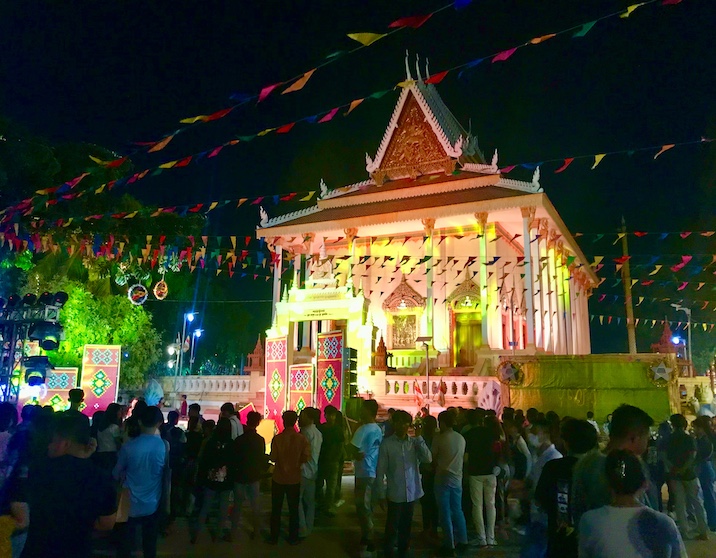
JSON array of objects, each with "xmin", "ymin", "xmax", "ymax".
[
  {"xmin": 17, "ymin": 367, "xmax": 79, "ymax": 411},
  {"xmin": 288, "ymin": 364, "xmax": 314, "ymax": 414},
  {"xmin": 80, "ymin": 345, "xmax": 121, "ymax": 416},
  {"xmin": 264, "ymin": 337, "xmax": 288, "ymax": 432},
  {"xmin": 315, "ymin": 331, "xmax": 343, "ymax": 417}
]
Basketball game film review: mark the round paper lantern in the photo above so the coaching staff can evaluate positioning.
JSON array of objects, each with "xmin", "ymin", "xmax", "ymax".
[
  {"xmin": 153, "ymin": 279, "xmax": 168, "ymax": 300},
  {"xmin": 128, "ymin": 284, "xmax": 149, "ymax": 306}
]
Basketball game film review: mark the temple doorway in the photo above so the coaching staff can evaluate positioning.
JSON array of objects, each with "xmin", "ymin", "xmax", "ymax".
[{"xmin": 455, "ymin": 312, "xmax": 482, "ymax": 366}]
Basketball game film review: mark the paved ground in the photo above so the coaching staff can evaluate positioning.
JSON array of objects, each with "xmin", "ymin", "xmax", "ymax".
[{"xmin": 92, "ymin": 476, "xmax": 714, "ymax": 557}]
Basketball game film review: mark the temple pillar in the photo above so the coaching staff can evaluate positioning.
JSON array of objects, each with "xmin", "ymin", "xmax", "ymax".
[
  {"xmin": 345, "ymin": 227, "xmax": 358, "ymax": 292},
  {"xmin": 486, "ymin": 223, "xmax": 502, "ymax": 350},
  {"xmin": 532, "ymin": 220, "xmax": 544, "ymax": 349},
  {"xmin": 570, "ymin": 270, "xmax": 580, "ymax": 354},
  {"xmin": 475, "ymin": 212, "xmax": 489, "ymax": 348},
  {"xmin": 521, "ymin": 206, "xmax": 536, "ymax": 347},
  {"xmin": 538, "ymin": 220, "xmax": 552, "ymax": 352},
  {"xmin": 422, "ymin": 218, "xmax": 435, "ymax": 341},
  {"xmin": 555, "ymin": 242, "xmax": 566, "ymax": 354},
  {"xmin": 548, "ymin": 231, "xmax": 560, "ymax": 354}
]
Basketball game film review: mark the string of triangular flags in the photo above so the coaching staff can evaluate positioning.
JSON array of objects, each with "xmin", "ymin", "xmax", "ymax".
[
  {"xmin": 576, "ymin": 230, "xmax": 716, "ymax": 241},
  {"xmin": 592, "ymin": 292, "xmax": 715, "ymax": 311},
  {"xmin": 590, "ymin": 314, "xmax": 715, "ymax": 331},
  {"xmin": 0, "ymin": 0, "xmax": 692, "ymax": 223}
]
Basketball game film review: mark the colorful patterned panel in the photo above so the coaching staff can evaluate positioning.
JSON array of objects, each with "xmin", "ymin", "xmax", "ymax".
[
  {"xmin": 264, "ymin": 337, "xmax": 288, "ymax": 432},
  {"xmin": 288, "ymin": 364, "xmax": 314, "ymax": 414},
  {"xmin": 315, "ymin": 331, "xmax": 343, "ymax": 417},
  {"xmin": 17, "ymin": 367, "xmax": 79, "ymax": 411},
  {"xmin": 80, "ymin": 345, "xmax": 121, "ymax": 416}
]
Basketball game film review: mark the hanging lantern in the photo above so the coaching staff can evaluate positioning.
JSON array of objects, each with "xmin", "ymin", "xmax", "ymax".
[
  {"xmin": 153, "ymin": 279, "xmax": 168, "ymax": 300},
  {"xmin": 128, "ymin": 284, "xmax": 149, "ymax": 306}
]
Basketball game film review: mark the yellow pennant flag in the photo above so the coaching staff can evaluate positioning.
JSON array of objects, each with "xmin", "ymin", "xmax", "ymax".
[
  {"xmin": 179, "ymin": 115, "xmax": 206, "ymax": 124},
  {"xmin": 282, "ymin": 69, "xmax": 316, "ymax": 94},
  {"xmin": 654, "ymin": 144, "xmax": 675, "ymax": 159},
  {"xmin": 95, "ymin": 184, "xmax": 106, "ymax": 194},
  {"xmin": 613, "ymin": 232, "xmax": 626, "ymax": 245},
  {"xmin": 124, "ymin": 211, "xmax": 138, "ymax": 219},
  {"xmin": 300, "ymin": 191, "xmax": 316, "ymax": 202},
  {"xmin": 257, "ymin": 128, "xmax": 276, "ymax": 137},
  {"xmin": 529, "ymin": 33, "xmax": 556, "ymax": 44},
  {"xmin": 345, "ymin": 98, "xmax": 364, "ymax": 115},
  {"xmin": 159, "ymin": 161, "xmax": 178, "ymax": 169},
  {"xmin": 620, "ymin": 3, "xmax": 646, "ymax": 18},
  {"xmin": 396, "ymin": 79, "xmax": 415, "ymax": 89},
  {"xmin": 347, "ymin": 32, "xmax": 387, "ymax": 47},
  {"xmin": 649, "ymin": 265, "xmax": 662, "ymax": 276},
  {"xmin": 148, "ymin": 135, "xmax": 174, "ymax": 153},
  {"xmin": 207, "ymin": 201, "xmax": 219, "ymax": 212},
  {"xmin": 591, "ymin": 154, "xmax": 606, "ymax": 169}
]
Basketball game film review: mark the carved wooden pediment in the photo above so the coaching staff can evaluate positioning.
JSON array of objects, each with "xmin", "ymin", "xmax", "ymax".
[
  {"xmin": 382, "ymin": 276, "xmax": 425, "ymax": 311},
  {"xmin": 371, "ymin": 96, "xmax": 454, "ymax": 185},
  {"xmin": 447, "ymin": 276, "xmax": 481, "ymax": 310}
]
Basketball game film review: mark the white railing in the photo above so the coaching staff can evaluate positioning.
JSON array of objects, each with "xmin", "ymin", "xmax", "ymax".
[
  {"xmin": 168, "ymin": 375, "xmax": 252, "ymax": 395},
  {"xmin": 384, "ymin": 375, "xmax": 491, "ymax": 398}
]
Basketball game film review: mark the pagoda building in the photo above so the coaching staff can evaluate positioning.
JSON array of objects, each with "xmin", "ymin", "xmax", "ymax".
[{"xmin": 256, "ymin": 70, "xmax": 598, "ymax": 417}]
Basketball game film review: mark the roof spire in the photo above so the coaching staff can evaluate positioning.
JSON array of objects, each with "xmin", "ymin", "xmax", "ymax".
[
  {"xmin": 404, "ymin": 50, "xmax": 412, "ymax": 80},
  {"xmin": 415, "ymin": 53, "xmax": 423, "ymax": 82},
  {"xmin": 425, "ymin": 57, "xmax": 430, "ymax": 80}
]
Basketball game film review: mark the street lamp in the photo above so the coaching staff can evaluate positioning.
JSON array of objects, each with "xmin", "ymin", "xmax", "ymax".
[
  {"xmin": 189, "ymin": 329, "xmax": 203, "ymax": 374},
  {"xmin": 671, "ymin": 304, "xmax": 693, "ymax": 373},
  {"xmin": 178, "ymin": 311, "xmax": 198, "ymax": 375}
]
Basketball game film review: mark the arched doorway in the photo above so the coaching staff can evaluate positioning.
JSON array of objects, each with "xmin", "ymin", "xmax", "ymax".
[{"xmin": 447, "ymin": 277, "xmax": 482, "ymax": 367}]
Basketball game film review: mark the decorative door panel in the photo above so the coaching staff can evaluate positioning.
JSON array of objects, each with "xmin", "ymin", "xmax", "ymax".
[
  {"xmin": 315, "ymin": 331, "xmax": 343, "ymax": 416},
  {"xmin": 264, "ymin": 337, "xmax": 288, "ymax": 432},
  {"xmin": 288, "ymin": 364, "xmax": 314, "ymax": 414},
  {"xmin": 80, "ymin": 345, "xmax": 121, "ymax": 416}
]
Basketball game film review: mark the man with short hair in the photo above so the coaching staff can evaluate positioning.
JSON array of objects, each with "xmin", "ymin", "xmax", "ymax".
[
  {"xmin": 220, "ymin": 402, "xmax": 244, "ymax": 440},
  {"xmin": 67, "ymin": 388, "xmax": 85, "ymax": 414},
  {"xmin": 298, "ymin": 407, "xmax": 323, "ymax": 538},
  {"xmin": 269, "ymin": 410, "xmax": 310, "ymax": 545},
  {"xmin": 667, "ymin": 413, "xmax": 709, "ymax": 540},
  {"xmin": 317, "ymin": 405, "xmax": 345, "ymax": 516},
  {"xmin": 376, "ymin": 410, "xmax": 432, "ymax": 558},
  {"xmin": 586, "ymin": 411, "xmax": 599, "ymax": 432},
  {"xmin": 431, "ymin": 411, "xmax": 468, "ymax": 556},
  {"xmin": 232, "ymin": 411, "xmax": 267, "ymax": 539},
  {"xmin": 21, "ymin": 413, "xmax": 116, "ymax": 558},
  {"xmin": 114, "ymin": 406, "xmax": 167, "ymax": 558},
  {"xmin": 571, "ymin": 404, "xmax": 655, "ymax": 526},
  {"xmin": 348, "ymin": 399, "xmax": 383, "ymax": 553}
]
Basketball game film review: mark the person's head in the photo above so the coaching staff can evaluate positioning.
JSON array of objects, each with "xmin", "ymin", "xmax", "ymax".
[
  {"xmin": 561, "ymin": 419, "xmax": 599, "ymax": 456},
  {"xmin": 188, "ymin": 403, "xmax": 201, "ymax": 418},
  {"xmin": 140, "ymin": 406, "xmax": 164, "ymax": 432},
  {"xmin": 215, "ymin": 417, "xmax": 233, "ymax": 440},
  {"xmin": 203, "ymin": 419, "xmax": 216, "ymax": 437},
  {"xmin": 360, "ymin": 399, "xmax": 379, "ymax": 423},
  {"xmin": 68, "ymin": 388, "xmax": 84, "ymax": 409},
  {"xmin": 20, "ymin": 404, "xmax": 37, "ymax": 424},
  {"xmin": 105, "ymin": 403, "xmax": 122, "ymax": 427},
  {"xmin": 609, "ymin": 404, "xmax": 654, "ymax": 455},
  {"xmin": 387, "ymin": 408, "xmax": 395, "ymax": 417},
  {"xmin": 422, "ymin": 415, "xmax": 438, "ymax": 437},
  {"xmin": 526, "ymin": 408, "xmax": 539, "ymax": 424},
  {"xmin": 605, "ymin": 449, "xmax": 646, "ymax": 498},
  {"xmin": 246, "ymin": 411, "xmax": 262, "ymax": 430},
  {"xmin": 48, "ymin": 413, "xmax": 91, "ymax": 458},
  {"xmin": 484, "ymin": 415, "xmax": 503, "ymax": 439},
  {"xmin": 607, "ymin": 413, "xmax": 613, "ymax": 423},
  {"xmin": 670, "ymin": 413, "xmax": 688, "ymax": 431},
  {"xmin": 438, "ymin": 410, "xmax": 455, "ymax": 432},
  {"xmin": 587, "ymin": 411, "xmax": 594, "ymax": 420},
  {"xmin": 91, "ymin": 411, "xmax": 105, "ymax": 433},
  {"xmin": 657, "ymin": 421, "xmax": 672, "ymax": 439},
  {"xmin": 528, "ymin": 419, "xmax": 551, "ymax": 448},
  {"xmin": 391, "ymin": 410, "xmax": 412, "ymax": 438},
  {"xmin": 515, "ymin": 409, "xmax": 525, "ymax": 422},
  {"xmin": 0, "ymin": 402, "xmax": 18, "ymax": 433},
  {"xmin": 299, "ymin": 407, "xmax": 315, "ymax": 428},
  {"xmin": 545, "ymin": 410, "xmax": 560, "ymax": 425},
  {"xmin": 502, "ymin": 407, "xmax": 515, "ymax": 422},
  {"xmin": 693, "ymin": 416, "xmax": 713, "ymax": 438},
  {"xmin": 167, "ymin": 410, "xmax": 179, "ymax": 427},
  {"xmin": 220, "ymin": 402, "xmax": 236, "ymax": 419},
  {"xmin": 42, "ymin": 405, "xmax": 54, "ymax": 415},
  {"xmin": 324, "ymin": 405, "xmax": 338, "ymax": 425},
  {"xmin": 182, "ymin": 395, "xmax": 187, "ymax": 401},
  {"xmin": 282, "ymin": 410, "xmax": 298, "ymax": 429},
  {"xmin": 132, "ymin": 399, "xmax": 148, "ymax": 418}
]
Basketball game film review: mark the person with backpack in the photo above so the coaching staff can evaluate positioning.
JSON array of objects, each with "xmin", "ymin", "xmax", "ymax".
[{"xmin": 190, "ymin": 417, "xmax": 234, "ymax": 543}]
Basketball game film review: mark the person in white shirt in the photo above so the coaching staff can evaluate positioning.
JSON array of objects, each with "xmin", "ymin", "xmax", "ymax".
[
  {"xmin": 431, "ymin": 410, "xmax": 468, "ymax": 556},
  {"xmin": 376, "ymin": 410, "xmax": 432, "ymax": 558},
  {"xmin": 579, "ymin": 449, "xmax": 687, "ymax": 558},
  {"xmin": 586, "ymin": 411, "xmax": 600, "ymax": 433},
  {"xmin": 220, "ymin": 402, "xmax": 244, "ymax": 440},
  {"xmin": 348, "ymin": 399, "xmax": 383, "ymax": 553},
  {"xmin": 298, "ymin": 407, "xmax": 323, "ymax": 538}
]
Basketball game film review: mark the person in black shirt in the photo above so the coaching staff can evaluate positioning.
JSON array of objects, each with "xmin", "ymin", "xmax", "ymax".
[
  {"xmin": 464, "ymin": 415, "xmax": 498, "ymax": 546},
  {"xmin": 232, "ymin": 411, "xmax": 268, "ymax": 538},
  {"xmin": 535, "ymin": 419, "xmax": 597, "ymax": 558},
  {"xmin": 693, "ymin": 415, "xmax": 716, "ymax": 530},
  {"xmin": 21, "ymin": 412, "xmax": 116, "ymax": 558},
  {"xmin": 317, "ymin": 405, "xmax": 345, "ymax": 517}
]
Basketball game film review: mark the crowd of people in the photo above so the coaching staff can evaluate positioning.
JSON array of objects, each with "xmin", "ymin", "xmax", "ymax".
[{"xmin": 0, "ymin": 388, "xmax": 713, "ymax": 558}]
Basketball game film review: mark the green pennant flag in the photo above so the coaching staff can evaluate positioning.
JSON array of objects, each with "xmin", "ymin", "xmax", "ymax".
[{"xmin": 573, "ymin": 21, "xmax": 597, "ymax": 38}]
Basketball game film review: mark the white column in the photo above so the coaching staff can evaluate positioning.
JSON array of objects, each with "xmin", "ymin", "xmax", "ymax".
[
  {"xmin": 422, "ymin": 219, "xmax": 435, "ymax": 341},
  {"xmin": 476, "ymin": 213, "xmax": 489, "ymax": 348},
  {"xmin": 521, "ymin": 207, "xmax": 536, "ymax": 347},
  {"xmin": 487, "ymin": 223, "xmax": 502, "ymax": 350},
  {"xmin": 539, "ymin": 223, "xmax": 552, "ymax": 351},
  {"xmin": 532, "ymin": 222, "xmax": 544, "ymax": 349},
  {"xmin": 554, "ymin": 244, "xmax": 566, "ymax": 354}
]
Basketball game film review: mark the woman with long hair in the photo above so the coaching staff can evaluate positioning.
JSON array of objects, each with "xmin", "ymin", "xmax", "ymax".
[
  {"xmin": 190, "ymin": 417, "xmax": 235, "ymax": 543},
  {"xmin": 693, "ymin": 415, "xmax": 716, "ymax": 531},
  {"xmin": 95, "ymin": 403, "xmax": 122, "ymax": 472},
  {"xmin": 579, "ymin": 450, "xmax": 686, "ymax": 557}
]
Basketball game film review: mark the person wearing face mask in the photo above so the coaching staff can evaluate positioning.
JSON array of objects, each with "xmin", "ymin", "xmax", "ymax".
[{"xmin": 571, "ymin": 404, "xmax": 655, "ymax": 528}]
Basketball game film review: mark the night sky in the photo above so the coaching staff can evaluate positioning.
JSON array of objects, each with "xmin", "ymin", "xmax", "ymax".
[{"xmin": 1, "ymin": 0, "xmax": 714, "ymax": 359}]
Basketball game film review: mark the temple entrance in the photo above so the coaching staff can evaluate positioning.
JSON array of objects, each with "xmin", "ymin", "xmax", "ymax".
[{"xmin": 455, "ymin": 312, "xmax": 482, "ymax": 366}]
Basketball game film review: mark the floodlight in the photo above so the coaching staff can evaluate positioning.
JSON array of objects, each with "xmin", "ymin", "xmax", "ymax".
[
  {"xmin": 28, "ymin": 322, "xmax": 64, "ymax": 350},
  {"xmin": 193, "ymin": 329, "xmax": 203, "ymax": 338},
  {"xmin": 53, "ymin": 292, "xmax": 69, "ymax": 308},
  {"xmin": 6, "ymin": 295, "xmax": 21, "ymax": 309},
  {"xmin": 38, "ymin": 291, "xmax": 54, "ymax": 306},
  {"xmin": 22, "ymin": 294, "xmax": 37, "ymax": 306},
  {"xmin": 23, "ymin": 356, "xmax": 53, "ymax": 386}
]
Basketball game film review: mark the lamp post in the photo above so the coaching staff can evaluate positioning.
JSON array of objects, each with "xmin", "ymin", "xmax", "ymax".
[
  {"xmin": 417, "ymin": 336, "xmax": 432, "ymax": 406},
  {"xmin": 178, "ymin": 312, "xmax": 197, "ymax": 376},
  {"xmin": 671, "ymin": 304, "xmax": 693, "ymax": 375},
  {"xmin": 189, "ymin": 329, "xmax": 203, "ymax": 374}
]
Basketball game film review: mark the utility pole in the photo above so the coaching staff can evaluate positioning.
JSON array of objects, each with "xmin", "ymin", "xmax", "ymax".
[{"xmin": 620, "ymin": 217, "xmax": 637, "ymax": 354}]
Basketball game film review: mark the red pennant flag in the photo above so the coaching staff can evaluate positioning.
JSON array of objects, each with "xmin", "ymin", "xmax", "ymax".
[
  {"xmin": 633, "ymin": 231, "xmax": 648, "ymax": 237},
  {"xmin": 641, "ymin": 280, "xmax": 654, "ymax": 286},
  {"xmin": 389, "ymin": 14, "xmax": 433, "ymax": 29},
  {"xmin": 679, "ymin": 232, "xmax": 692, "ymax": 238},
  {"xmin": 276, "ymin": 122, "xmax": 296, "ymax": 134},
  {"xmin": 207, "ymin": 146, "xmax": 224, "ymax": 158},
  {"xmin": 206, "ymin": 107, "xmax": 233, "ymax": 121},
  {"xmin": 251, "ymin": 197, "xmax": 265, "ymax": 205},
  {"xmin": 613, "ymin": 256, "xmax": 631, "ymax": 264},
  {"xmin": 492, "ymin": 48, "xmax": 518, "ymax": 63},
  {"xmin": 554, "ymin": 158, "xmax": 575, "ymax": 173},
  {"xmin": 318, "ymin": 108, "xmax": 340, "ymax": 123},
  {"xmin": 258, "ymin": 82, "xmax": 282, "ymax": 103},
  {"xmin": 677, "ymin": 282, "xmax": 688, "ymax": 291},
  {"xmin": 662, "ymin": 0, "xmax": 682, "ymax": 5},
  {"xmin": 500, "ymin": 165, "xmax": 516, "ymax": 174},
  {"xmin": 174, "ymin": 156, "xmax": 193, "ymax": 168},
  {"xmin": 425, "ymin": 70, "xmax": 449, "ymax": 84}
]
